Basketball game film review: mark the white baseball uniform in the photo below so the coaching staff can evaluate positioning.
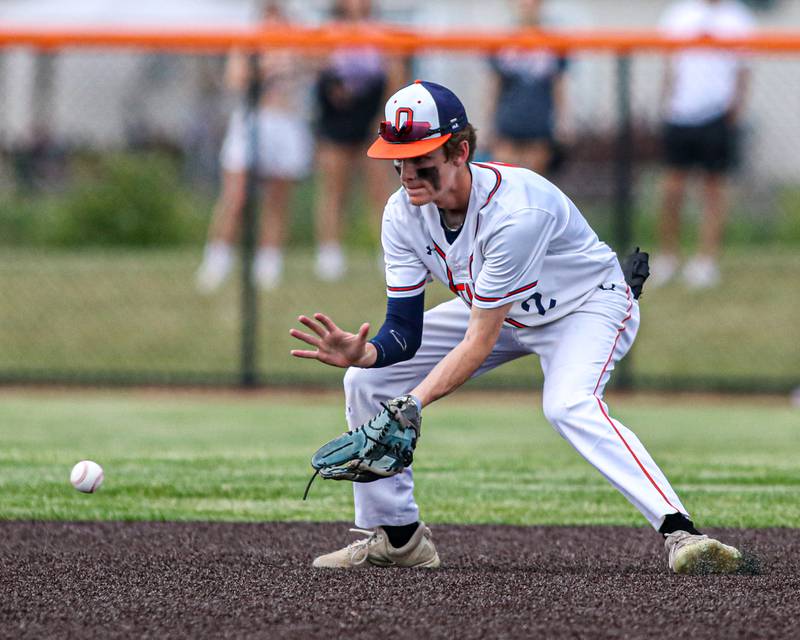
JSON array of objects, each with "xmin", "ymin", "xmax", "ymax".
[{"xmin": 344, "ymin": 162, "xmax": 688, "ymax": 530}]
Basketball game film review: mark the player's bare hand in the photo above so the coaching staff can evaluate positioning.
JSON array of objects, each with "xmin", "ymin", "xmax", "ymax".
[{"xmin": 290, "ymin": 313, "xmax": 376, "ymax": 368}]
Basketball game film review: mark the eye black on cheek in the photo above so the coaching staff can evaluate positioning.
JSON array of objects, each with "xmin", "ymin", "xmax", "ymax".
[{"xmin": 416, "ymin": 166, "xmax": 441, "ymax": 191}]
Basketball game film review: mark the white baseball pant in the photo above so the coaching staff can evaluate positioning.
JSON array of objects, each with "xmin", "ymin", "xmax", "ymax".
[{"xmin": 343, "ymin": 281, "xmax": 688, "ymax": 530}]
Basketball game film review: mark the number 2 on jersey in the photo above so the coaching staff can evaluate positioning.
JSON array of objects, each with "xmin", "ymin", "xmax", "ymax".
[{"xmin": 521, "ymin": 292, "xmax": 557, "ymax": 316}]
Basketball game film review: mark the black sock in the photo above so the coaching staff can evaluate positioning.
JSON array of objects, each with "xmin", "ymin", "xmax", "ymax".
[
  {"xmin": 383, "ymin": 522, "xmax": 420, "ymax": 548},
  {"xmin": 659, "ymin": 512, "xmax": 702, "ymax": 537}
]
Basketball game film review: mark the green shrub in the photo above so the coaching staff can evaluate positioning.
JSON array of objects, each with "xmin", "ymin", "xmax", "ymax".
[
  {"xmin": 52, "ymin": 153, "xmax": 201, "ymax": 247},
  {"xmin": 0, "ymin": 196, "xmax": 50, "ymax": 245},
  {"xmin": 776, "ymin": 187, "xmax": 800, "ymax": 245}
]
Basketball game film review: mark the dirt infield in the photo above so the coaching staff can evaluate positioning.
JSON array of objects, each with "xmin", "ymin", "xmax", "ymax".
[{"xmin": 2, "ymin": 522, "xmax": 798, "ymax": 639}]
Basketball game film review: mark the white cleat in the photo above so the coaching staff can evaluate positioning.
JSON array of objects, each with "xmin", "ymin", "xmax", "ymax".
[
  {"xmin": 312, "ymin": 523, "xmax": 441, "ymax": 569},
  {"xmin": 682, "ymin": 255, "xmax": 720, "ymax": 290},
  {"xmin": 195, "ymin": 243, "xmax": 234, "ymax": 293},
  {"xmin": 314, "ymin": 244, "xmax": 346, "ymax": 282},
  {"xmin": 648, "ymin": 254, "xmax": 680, "ymax": 288},
  {"xmin": 254, "ymin": 248, "xmax": 283, "ymax": 290},
  {"xmin": 665, "ymin": 531, "xmax": 742, "ymax": 575},
  {"xmin": 195, "ymin": 260, "xmax": 232, "ymax": 293}
]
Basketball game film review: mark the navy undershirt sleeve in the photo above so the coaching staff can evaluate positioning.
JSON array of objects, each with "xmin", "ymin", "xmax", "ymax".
[{"xmin": 368, "ymin": 292, "xmax": 425, "ymax": 368}]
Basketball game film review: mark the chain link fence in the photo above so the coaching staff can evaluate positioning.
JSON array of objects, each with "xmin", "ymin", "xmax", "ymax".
[{"xmin": 0, "ymin": 30, "xmax": 798, "ymax": 393}]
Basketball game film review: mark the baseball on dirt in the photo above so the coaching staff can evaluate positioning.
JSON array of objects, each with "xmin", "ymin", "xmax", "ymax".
[{"xmin": 70, "ymin": 460, "xmax": 104, "ymax": 493}]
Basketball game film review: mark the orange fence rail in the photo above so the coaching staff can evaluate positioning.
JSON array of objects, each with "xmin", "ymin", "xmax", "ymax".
[{"xmin": 1, "ymin": 26, "xmax": 800, "ymax": 53}]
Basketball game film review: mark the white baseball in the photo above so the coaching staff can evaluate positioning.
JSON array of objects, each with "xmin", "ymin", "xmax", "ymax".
[{"xmin": 70, "ymin": 460, "xmax": 104, "ymax": 493}]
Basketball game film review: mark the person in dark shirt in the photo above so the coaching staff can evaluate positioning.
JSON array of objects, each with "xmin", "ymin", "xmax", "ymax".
[
  {"xmin": 488, "ymin": 0, "xmax": 571, "ymax": 175},
  {"xmin": 311, "ymin": 0, "xmax": 402, "ymax": 281}
]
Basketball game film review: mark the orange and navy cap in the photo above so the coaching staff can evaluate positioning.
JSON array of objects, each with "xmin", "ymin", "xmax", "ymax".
[{"xmin": 367, "ymin": 80, "xmax": 469, "ymax": 160}]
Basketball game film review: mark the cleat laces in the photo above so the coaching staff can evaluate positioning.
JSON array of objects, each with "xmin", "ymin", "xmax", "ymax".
[{"xmin": 346, "ymin": 528, "xmax": 381, "ymax": 566}]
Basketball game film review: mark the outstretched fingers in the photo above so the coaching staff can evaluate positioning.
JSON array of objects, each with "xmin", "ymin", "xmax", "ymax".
[
  {"xmin": 289, "ymin": 328, "xmax": 321, "ymax": 348},
  {"xmin": 314, "ymin": 313, "xmax": 339, "ymax": 334},
  {"xmin": 290, "ymin": 349, "xmax": 322, "ymax": 359},
  {"xmin": 298, "ymin": 315, "xmax": 328, "ymax": 338}
]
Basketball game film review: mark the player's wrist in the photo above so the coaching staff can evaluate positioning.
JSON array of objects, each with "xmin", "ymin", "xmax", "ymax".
[
  {"xmin": 355, "ymin": 342, "xmax": 378, "ymax": 368},
  {"xmin": 408, "ymin": 386, "xmax": 431, "ymax": 409}
]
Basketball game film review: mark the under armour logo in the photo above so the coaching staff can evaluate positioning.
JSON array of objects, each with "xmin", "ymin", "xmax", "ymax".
[
  {"xmin": 521, "ymin": 292, "xmax": 557, "ymax": 316},
  {"xmin": 599, "ymin": 284, "xmax": 616, "ymax": 291},
  {"xmin": 426, "ymin": 246, "xmax": 433, "ymax": 255},
  {"xmin": 390, "ymin": 330, "xmax": 407, "ymax": 352}
]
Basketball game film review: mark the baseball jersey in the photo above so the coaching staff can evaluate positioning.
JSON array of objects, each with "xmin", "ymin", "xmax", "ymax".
[
  {"xmin": 659, "ymin": 0, "xmax": 755, "ymax": 125},
  {"xmin": 381, "ymin": 162, "xmax": 624, "ymax": 328}
]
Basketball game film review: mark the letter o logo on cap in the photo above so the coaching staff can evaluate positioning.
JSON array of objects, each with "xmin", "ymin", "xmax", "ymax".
[{"xmin": 395, "ymin": 107, "xmax": 413, "ymax": 129}]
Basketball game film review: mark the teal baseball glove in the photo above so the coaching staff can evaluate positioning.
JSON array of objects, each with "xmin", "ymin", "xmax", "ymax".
[{"xmin": 303, "ymin": 395, "xmax": 422, "ymax": 499}]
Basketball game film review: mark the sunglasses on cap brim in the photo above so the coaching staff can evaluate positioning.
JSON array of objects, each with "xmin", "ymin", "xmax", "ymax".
[{"xmin": 379, "ymin": 120, "xmax": 446, "ymax": 143}]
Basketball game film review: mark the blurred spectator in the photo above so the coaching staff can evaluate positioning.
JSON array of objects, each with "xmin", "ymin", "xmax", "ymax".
[
  {"xmin": 12, "ymin": 52, "xmax": 65, "ymax": 193},
  {"xmin": 311, "ymin": 0, "xmax": 402, "ymax": 281},
  {"xmin": 195, "ymin": 2, "xmax": 312, "ymax": 292},
  {"xmin": 182, "ymin": 58, "xmax": 229, "ymax": 187},
  {"xmin": 11, "ymin": 125, "xmax": 66, "ymax": 193},
  {"xmin": 487, "ymin": 0, "xmax": 571, "ymax": 174},
  {"xmin": 652, "ymin": 0, "xmax": 755, "ymax": 289}
]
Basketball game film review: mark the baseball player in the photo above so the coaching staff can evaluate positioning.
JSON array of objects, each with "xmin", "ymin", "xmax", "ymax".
[{"xmin": 290, "ymin": 80, "xmax": 742, "ymax": 574}]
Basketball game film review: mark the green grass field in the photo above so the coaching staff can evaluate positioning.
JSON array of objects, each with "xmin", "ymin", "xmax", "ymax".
[
  {"xmin": 1, "ymin": 246, "xmax": 798, "ymax": 389},
  {"xmin": 1, "ymin": 390, "xmax": 797, "ymax": 527}
]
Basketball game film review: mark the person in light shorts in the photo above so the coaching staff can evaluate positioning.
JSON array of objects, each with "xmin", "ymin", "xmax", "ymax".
[
  {"xmin": 195, "ymin": 2, "xmax": 313, "ymax": 292},
  {"xmin": 220, "ymin": 107, "xmax": 312, "ymax": 181}
]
